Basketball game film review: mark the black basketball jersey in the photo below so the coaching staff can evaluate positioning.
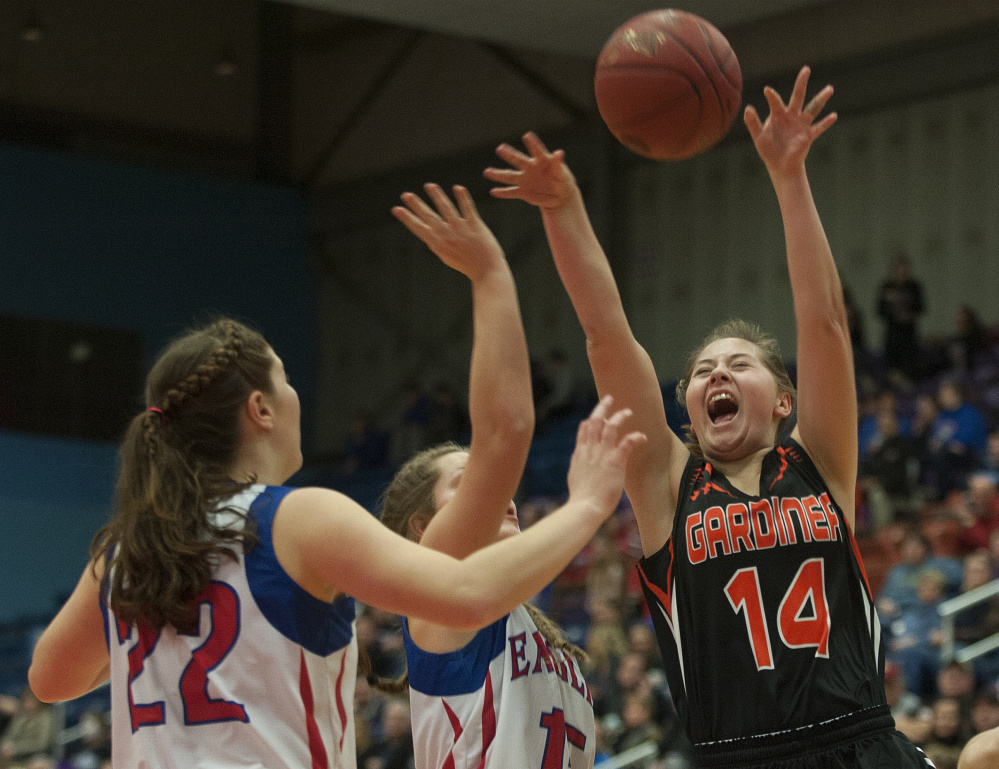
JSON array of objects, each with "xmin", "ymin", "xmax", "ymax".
[{"xmin": 638, "ymin": 438, "xmax": 886, "ymax": 747}]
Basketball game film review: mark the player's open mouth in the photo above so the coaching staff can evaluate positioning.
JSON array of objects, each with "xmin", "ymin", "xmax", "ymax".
[{"xmin": 707, "ymin": 392, "xmax": 738, "ymax": 424}]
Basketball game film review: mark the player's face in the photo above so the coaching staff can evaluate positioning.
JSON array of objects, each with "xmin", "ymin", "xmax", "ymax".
[
  {"xmin": 265, "ymin": 350, "xmax": 303, "ymax": 482},
  {"xmin": 432, "ymin": 451, "xmax": 520, "ymax": 540},
  {"xmin": 685, "ymin": 337, "xmax": 790, "ymax": 462}
]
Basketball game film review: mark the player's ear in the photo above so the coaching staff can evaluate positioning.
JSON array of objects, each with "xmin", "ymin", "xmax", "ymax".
[
  {"xmin": 407, "ymin": 513, "xmax": 432, "ymax": 542},
  {"xmin": 775, "ymin": 391, "xmax": 793, "ymax": 419},
  {"xmin": 244, "ymin": 390, "xmax": 273, "ymax": 430}
]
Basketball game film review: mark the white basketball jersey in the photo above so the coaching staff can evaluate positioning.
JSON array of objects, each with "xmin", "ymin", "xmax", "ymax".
[
  {"xmin": 104, "ymin": 485, "xmax": 358, "ymax": 769},
  {"xmin": 405, "ymin": 605, "xmax": 595, "ymax": 769}
]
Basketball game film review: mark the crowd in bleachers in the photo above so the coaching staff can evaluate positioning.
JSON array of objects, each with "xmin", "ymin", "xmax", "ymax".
[{"xmin": 5, "ymin": 272, "xmax": 999, "ymax": 769}]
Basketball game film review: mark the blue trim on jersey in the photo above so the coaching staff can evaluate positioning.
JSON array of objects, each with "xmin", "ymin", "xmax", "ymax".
[
  {"xmin": 244, "ymin": 486, "xmax": 355, "ymax": 656},
  {"xmin": 403, "ymin": 614, "xmax": 508, "ymax": 696}
]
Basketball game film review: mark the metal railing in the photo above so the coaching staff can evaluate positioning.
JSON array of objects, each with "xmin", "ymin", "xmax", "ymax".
[
  {"xmin": 938, "ymin": 577, "xmax": 999, "ymax": 664},
  {"xmin": 596, "ymin": 741, "xmax": 659, "ymax": 769}
]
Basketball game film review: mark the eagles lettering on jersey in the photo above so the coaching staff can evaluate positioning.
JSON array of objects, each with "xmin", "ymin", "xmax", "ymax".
[
  {"xmin": 509, "ymin": 629, "xmax": 591, "ymax": 702},
  {"xmin": 406, "ymin": 605, "xmax": 595, "ymax": 769}
]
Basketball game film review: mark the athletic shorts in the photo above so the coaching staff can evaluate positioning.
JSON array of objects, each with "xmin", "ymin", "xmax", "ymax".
[{"xmin": 691, "ymin": 705, "xmax": 935, "ymax": 769}]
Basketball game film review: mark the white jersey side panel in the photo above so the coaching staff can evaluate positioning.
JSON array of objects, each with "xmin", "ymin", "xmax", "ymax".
[
  {"xmin": 104, "ymin": 485, "xmax": 357, "ymax": 769},
  {"xmin": 405, "ymin": 605, "xmax": 595, "ymax": 769}
]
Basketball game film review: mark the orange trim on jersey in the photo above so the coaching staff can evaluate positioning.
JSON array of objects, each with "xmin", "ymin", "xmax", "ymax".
[
  {"xmin": 846, "ymin": 524, "xmax": 874, "ymax": 598},
  {"xmin": 769, "ymin": 446, "xmax": 790, "ymax": 490},
  {"xmin": 691, "ymin": 463, "xmax": 734, "ymax": 501},
  {"xmin": 637, "ymin": 560, "xmax": 672, "ymax": 620},
  {"xmin": 299, "ymin": 650, "xmax": 330, "ymax": 769}
]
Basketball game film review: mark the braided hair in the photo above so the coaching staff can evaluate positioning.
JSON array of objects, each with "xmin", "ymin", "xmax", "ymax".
[{"xmin": 92, "ymin": 318, "xmax": 274, "ymax": 630}]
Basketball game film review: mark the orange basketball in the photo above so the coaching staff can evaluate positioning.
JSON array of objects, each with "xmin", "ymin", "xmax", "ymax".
[{"xmin": 595, "ymin": 8, "xmax": 742, "ymax": 161}]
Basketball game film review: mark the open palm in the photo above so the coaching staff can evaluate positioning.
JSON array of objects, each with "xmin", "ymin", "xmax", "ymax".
[{"xmin": 744, "ymin": 66, "xmax": 836, "ymax": 177}]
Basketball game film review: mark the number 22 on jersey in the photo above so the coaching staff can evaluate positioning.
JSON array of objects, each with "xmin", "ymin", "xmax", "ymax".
[
  {"xmin": 724, "ymin": 558, "xmax": 830, "ymax": 670},
  {"xmin": 116, "ymin": 582, "xmax": 248, "ymax": 731}
]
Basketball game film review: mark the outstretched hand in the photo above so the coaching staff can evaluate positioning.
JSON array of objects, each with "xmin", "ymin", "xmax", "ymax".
[
  {"xmin": 566, "ymin": 396, "xmax": 646, "ymax": 517},
  {"xmin": 484, "ymin": 132, "xmax": 578, "ymax": 210},
  {"xmin": 392, "ymin": 183, "xmax": 505, "ymax": 281},
  {"xmin": 744, "ymin": 66, "xmax": 836, "ymax": 178}
]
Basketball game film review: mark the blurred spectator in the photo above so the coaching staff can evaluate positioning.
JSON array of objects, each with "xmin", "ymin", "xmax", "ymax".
[
  {"xmin": 921, "ymin": 695, "xmax": 971, "ymax": 769},
  {"xmin": 357, "ymin": 697, "xmax": 415, "ymax": 769},
  {"xmin": 876, "ymin": 251, "xmax": 925, "ymax": 388},
  {"xmin": 971, "ymin": 686, "xmax": 999, "ymax": 736},
  {"xmin": 341, "ymin": 411, "xmax": 391, "ymax": 474},
  {"xmin": 585, "ymin": 529, "xmax": 627, "ymax": 620},
  {"xmin": 356, "ymin": 606, "xmax": 407, "ymax": 680},
  {"xmin": 950, "ymin": 472, "xmax": 999, "ymax": 555},
  {"xmin": 877, "ymin": 529, "xmax": 963, "ymax": 622},
  {"xmin": 392, "ymin": 379, "xmax": 434, "ymax": 463},
  {"xmin": 354, "ymin": 675, "xmax": 388, "ymax": 755},
  {"xmin": 859, "ymin": 408, "xmax": 923, "ymax": 530},
  {"xmin": 64, "ymin": 710, "xmax": 110, "ymax": 769},
  {"xmin": 886, "ymin": 660, "xmax": 933, "ymax": 744},
  {"xmin": 593, "ymin": 651, "xmax": 670, "ymax": 727},
  {"xmin": 536, "ymin": 349, "xmax": 578, "ymax": 425},
  {"xmin": 859, "ymin": 390, "xmax": 913, "ymax": 463},
  {"xmin": 612, "ymin": 692, "xmax": 662, "ymax": 754},
  {"xmin": 951, "ymin": 547, "xmax": 999, "ymax": 686},
  {"xmin": 0, "ymin": 697, "xmax": 16, "ymax": 746},
  {"xmin": 592, "ymin": 716, "xmax": 614, "ymax": 766},
  {"xmin": 945, "ymin": 306, "xmax": 987, "ymax": 375},
  {"xmin": 584, "ymin": 611, "xmax": 629, "ymax": 710},
  {"xmin": 424, "ymin": 382, "xmax": 468, "ymax": 446},
  {"xmin": 984, "ymin": 432, "xmax": 999, "ymax": 475},
  {"xmin": 843, "ymin": 284, "xmax": 876, "ymax": 398},
  {"xmin": 923, "ymin": 379, "xmax": 989, "ymax": 500},
  {"xmin": 627, "ymin": 621, "xmax": 664, "ymax": 676},
  {"xmin": 0, "ymin": 688, "xmax": 53, "ymax": 769},
  {"xmin": 937, "ymin": 660, "xmax": 978, "ymax": 713},
  {"xmin": 990, "ymin": 529, "xmax": 999, "ymax": 573},
  {"xmin": 952, "ymin": 550, "xmax": 999, "ymax": 648},
  {"xmin": 888, "ymin": 569, "xmax": 947, "ymax": 698}
]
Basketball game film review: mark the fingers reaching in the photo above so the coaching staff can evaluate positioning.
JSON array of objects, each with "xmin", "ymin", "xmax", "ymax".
[
  {"xmin": 483, "ymin": 133, "xmax": 573, "ymax": 209},
  {"xmin": 803, "ymin": 84, "xmax": 833, "ymax": 121},
  {"xmin": 451, "ymin": 184, "xmax": 479, "ymax": 221},
  {"xmin": 787, "ymin": 65, "xmax": 811, "ymax": 114},
  {"xmin": 579, "ymin": 396, "xmax": 644, "ymax": 450},
  {"xmin": 423, "ymin": 183, "xmax": 462, "ymax": 222}
]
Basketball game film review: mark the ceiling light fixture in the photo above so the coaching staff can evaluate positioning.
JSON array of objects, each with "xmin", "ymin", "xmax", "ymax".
[
  {"xmin": 20, "ymin": 5, "xmax": 44, "ymax": 43},
  {"xmin": 214, "ymin": 47, "xmax": 236, "ymax": 77}
]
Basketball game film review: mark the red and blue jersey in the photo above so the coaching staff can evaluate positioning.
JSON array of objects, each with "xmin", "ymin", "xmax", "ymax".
[
  {"xmin": 404, "ymin": 604, "xmax": 595, "ymax": 769},
  {"xmin": 104, "ymin": 485, "xmax": 358, "ymax": 769}
]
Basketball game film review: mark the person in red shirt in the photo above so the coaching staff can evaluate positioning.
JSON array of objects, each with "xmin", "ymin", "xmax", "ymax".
[{"xmin": 951, "ymin": 471, "xmax": 999, "ymax": 554}]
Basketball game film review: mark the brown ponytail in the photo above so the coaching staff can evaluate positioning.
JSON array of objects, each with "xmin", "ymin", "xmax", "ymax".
[{"xmin": 91, "ymin": 318, "xmax": 274, "ymax": 630}]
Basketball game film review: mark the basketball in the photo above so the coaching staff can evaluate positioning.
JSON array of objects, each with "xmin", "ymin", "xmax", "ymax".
[{"xmin": 594, "ymin": 8, "xmax": 742, "ymax": 161}]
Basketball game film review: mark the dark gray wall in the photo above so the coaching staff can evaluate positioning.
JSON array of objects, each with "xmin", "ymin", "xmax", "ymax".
[{"xmin": 0, "ymin": 142, "xmax": 314, "ymax": 622}]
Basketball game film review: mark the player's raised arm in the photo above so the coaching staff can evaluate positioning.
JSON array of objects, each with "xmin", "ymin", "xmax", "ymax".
[
  {"xmin": 391, "ymin": 183, "xmax": 533, "ymax": 558},
  {"xmin": 486, "ymin": 133, "xmax": 685, "ymax": 556},
  {"xmin": 745, "ymin": 65, "xmax": 857, "ymax": 526}
]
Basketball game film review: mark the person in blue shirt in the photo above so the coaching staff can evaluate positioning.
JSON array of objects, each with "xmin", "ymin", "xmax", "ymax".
[{"xmin": 924, "ymin": 378, "xmax": 989, "ymax": 500}]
